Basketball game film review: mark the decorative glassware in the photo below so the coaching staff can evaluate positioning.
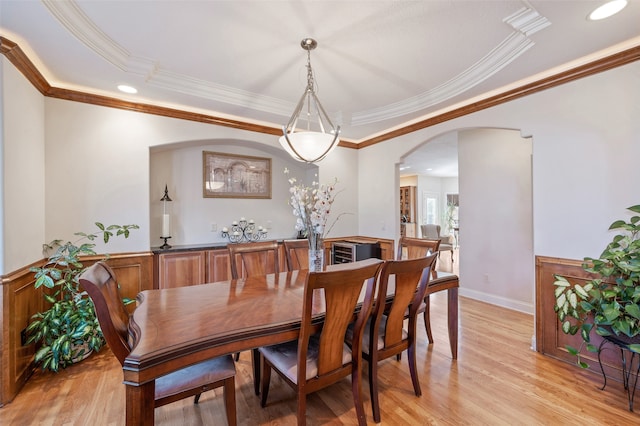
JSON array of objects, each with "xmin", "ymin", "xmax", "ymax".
[{"xmin": 308, "ymin": 233, "xmax": 324, "ymax": 272}]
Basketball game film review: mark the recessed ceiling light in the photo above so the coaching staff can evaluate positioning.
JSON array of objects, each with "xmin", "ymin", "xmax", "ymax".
[
  {"xmin": 588, "ymin": 0, "xmax": 627, "ymax": 21},
  {"xmin": 117, "ymin": 84, "xmax": 137, "ymax": 94}
]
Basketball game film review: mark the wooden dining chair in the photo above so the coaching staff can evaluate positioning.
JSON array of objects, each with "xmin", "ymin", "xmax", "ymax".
[
  {"xmin": 347, "ymin": 254, "xmax": 437, "ymax": 422},
  {"xmin": 283, "ymin": 239, "xmax": 309, "ymax": 270},
  {"xmin": 227, "ymin": 240, "xmax": 280, "ymax": 383},
  {"xmin": 228, "ymin": 240, "xmax": 280, "ymax": 279},
  {"xmin": 258, "ymin": 260, "xmax": 384, "ymax": 426},
  {"xmin": 397, "ymin": 236, "xmax": 440, "ymax": 269},
  {"xmin": 78, "ymin": 262, "xmax": 237, "ymax": 425},
  {"xmin": 398, "ymin": 236, "xmax": 459, "ymax": 359}
]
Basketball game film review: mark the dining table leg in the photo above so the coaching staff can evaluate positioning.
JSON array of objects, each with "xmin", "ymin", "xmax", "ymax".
[
  {"xmin": 126, "ymin": 380, "xmax": 155, "ymax": 425},
  {"xmin": 252, "ymin": 348, "xmax": 261, "ymax": 395},
  {"xmin": 448, "ymin": 287, "xmax": 458, "ymax": 359}
]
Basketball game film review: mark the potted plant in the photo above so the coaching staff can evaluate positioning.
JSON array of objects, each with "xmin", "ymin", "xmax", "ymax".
[
  {"xmin": 26, "ymin": 222, "xmax": 139, "ymax": 372},
  {"xmin": 554, "ymin": 204, "xmax": 640, "ymax": 368}
]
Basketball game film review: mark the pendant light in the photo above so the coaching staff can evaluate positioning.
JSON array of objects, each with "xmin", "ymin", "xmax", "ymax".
[{"xmin": 279, "ymin": 38, "xmax": 340, "ymax": 163}]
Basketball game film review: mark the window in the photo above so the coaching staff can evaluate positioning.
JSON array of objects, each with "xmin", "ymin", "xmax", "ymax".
[{"xmin": 423, "ymin": 192, "xmax": 438, "ymax": 224}]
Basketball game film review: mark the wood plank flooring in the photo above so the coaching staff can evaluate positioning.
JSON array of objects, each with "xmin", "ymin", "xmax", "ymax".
[{"xmin": 2, "ymin": 265, "xmax": 639, "ymax": 424}]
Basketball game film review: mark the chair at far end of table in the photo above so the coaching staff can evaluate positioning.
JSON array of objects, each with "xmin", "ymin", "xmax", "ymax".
[
  {"xmin": 283, "ymin": 239, "xmax": 310, "ymax": 271},
  {"xmin": 397, "ymin": 236, "xmax": 459, "ymax": 359},
  {"xmin": 227, "ymin": 239, "xmax": 280, "ymax": 387}
]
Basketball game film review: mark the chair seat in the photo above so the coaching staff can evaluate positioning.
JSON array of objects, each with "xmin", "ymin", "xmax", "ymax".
[
  {"xmin": 155, "ymin": 355, "xmax": 236, "ymax": 401},
  {"xmin": 346, "ymin": 317, "xmax": 408, "ymax": 355},
  {"xmin": 259, "ymin": 335, "xmax": 352, "ymax": 383},
  {"xmin": 439, "ymin": 242, "xmax": 454, "ymax": 252}
]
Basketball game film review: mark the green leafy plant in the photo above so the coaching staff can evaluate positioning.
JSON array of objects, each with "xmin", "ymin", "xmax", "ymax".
[
  {"xmin": 554, "ymin": 204, "xmax": 640, "ymax": 368},
  {"xmin": 26, "ymin": 223, "xmax": 139, "ymax": 372}
]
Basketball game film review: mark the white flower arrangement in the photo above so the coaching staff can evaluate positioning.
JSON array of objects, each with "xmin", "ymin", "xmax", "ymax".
[{"xmin": 284, "ymin": 168, "xmax": 344, "ymax": 248}]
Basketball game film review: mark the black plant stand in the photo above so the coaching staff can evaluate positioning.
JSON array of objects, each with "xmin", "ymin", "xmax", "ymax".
[{"xmin": 597, "ymin": 334, "xmax": 640, "ymax": 411}]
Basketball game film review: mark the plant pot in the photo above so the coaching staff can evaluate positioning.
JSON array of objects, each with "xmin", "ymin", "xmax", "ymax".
[{"xmin": 71, "ymin": 342, "xmax": 93, "ymax": 363}]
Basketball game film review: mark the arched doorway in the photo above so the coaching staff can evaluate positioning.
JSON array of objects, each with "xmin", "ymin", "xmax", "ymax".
[{"xmin": 400, "ymin": 128, "xmax": 534, "ymax": 314}]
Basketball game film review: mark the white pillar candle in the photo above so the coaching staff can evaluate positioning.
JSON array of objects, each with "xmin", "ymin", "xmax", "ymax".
[
  {"xmin": 222, "ymin": 227, "xmax": 228, "ymax": 233},
  {"xmin": 232, "ymin": 220, "xmax": 238, "ymax": 225},
  {"xmin": 249, "ymin": 219, "xmax": 255, "ymax": 224},
  {"xmin": 162, "ymin": 214, "xmax": 170, "ymax": 237}
]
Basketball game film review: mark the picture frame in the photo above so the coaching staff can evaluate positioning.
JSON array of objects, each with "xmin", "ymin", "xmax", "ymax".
[{"xmin": 203, "ymin": 151, "xmax": 272, "ymax": 199}]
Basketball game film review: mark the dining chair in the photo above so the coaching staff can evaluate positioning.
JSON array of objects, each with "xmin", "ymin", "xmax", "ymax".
[
  {"xmin": 78, "ymin": 261, "xmax": 237, "ymax": 425},
  {"xmin": 227, "ymin": 240, "xmax": 280, "ymax": 386},
  {"xmin": 398, "ymin": 236, "xmax": 459, "ymax": 359},
  {"xmin": 283, "ymin": 239, "xmax": 310, "ymax": 270},
  {"xmin": 258, "ymin": 260, "xmax": 384, "ymax": 426},
  {"xmin": 397, "ymin": 236, "xmax": 440, "ymax": 270},
  {"xmin": 228, "ymin": 240, "xmax": 280, "ymax": 279},
  {"xmin": 346, "ymin": 253, "xmax": 437, "ymax": 422}
]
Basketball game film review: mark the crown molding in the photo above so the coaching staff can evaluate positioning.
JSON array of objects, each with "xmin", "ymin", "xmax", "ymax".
[
  {"xmin": 2, "ymin": 37, "xmax": 638, "ymax": 150},
  {"xmin": 358, "ymin": 45, "xmax": 640, "ymax": 148},
  {"xmin": 42, "ymin": 0, "xmax": 295, "ymax": 118},
  {"xmin": 0, "ymin": 37, "xmax": 51, "ymax": 94},
  {"xmin": 351, "ymin": 5, "xmax": 550, "ymax": 126},
  {"xmin": 352, "ymin": 32, "xmax": 535, "ymax": 126}
]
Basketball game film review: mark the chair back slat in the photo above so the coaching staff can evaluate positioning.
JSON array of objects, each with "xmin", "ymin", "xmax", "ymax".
[
  {"xmin": 300, "ymin": 261, "xmax": 383, "ymax": 378},
  {"xmin": 283, "ymin": 239, "xmax": 309, "ymax": 270},
  {"xmin": 79, "ymin": 262, "xmax": 131, "ymax": 365},
  {"xmin": 228, "ymin": 240, "xmax": 279, "ymax": 279}
]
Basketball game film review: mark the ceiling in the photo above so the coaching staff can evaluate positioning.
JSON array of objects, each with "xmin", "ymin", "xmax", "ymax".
[{"xmin": 2, "ymin": 1, "xmax": 639, "ymax": 175}]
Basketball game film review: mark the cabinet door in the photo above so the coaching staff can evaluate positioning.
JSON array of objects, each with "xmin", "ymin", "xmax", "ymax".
[
  {"xmin": 158, "ymin": 251, "xmax": 206, "ymax": 289},
  {"xmin": 206, "ymin": 249, "xmax": 232, "ymax": 282}
]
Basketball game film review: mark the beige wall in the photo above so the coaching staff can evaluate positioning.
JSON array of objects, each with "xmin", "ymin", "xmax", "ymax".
[
  {"xmin": 1, "ymin": 57, "xmax": 46, "ymax": 274},
  {"xmin": 458, "ymin": 129, "xmax": 533, "ymax": 312},
  {"xmin": 357, "ymin": 61, "xmax": 640, "ymax": 313},
  {"xmin": 3, "ymin": 55, "xmax": 640, "ymax": 317}
]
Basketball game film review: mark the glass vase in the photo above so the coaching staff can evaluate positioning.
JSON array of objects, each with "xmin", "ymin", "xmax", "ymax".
[{"xmin": 308, "ymin": 234, "xmax": 324, "ymax": 272}]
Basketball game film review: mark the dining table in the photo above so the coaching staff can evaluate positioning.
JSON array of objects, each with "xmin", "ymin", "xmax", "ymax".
[{"xmin": 122, "ymin": 258, "xmax": 458, "ymax": 424}]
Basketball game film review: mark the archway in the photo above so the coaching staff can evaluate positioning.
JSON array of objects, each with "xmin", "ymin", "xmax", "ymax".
[{"xmin": 400, "ymin": 128, "xmax": 534, "ymax": 315}]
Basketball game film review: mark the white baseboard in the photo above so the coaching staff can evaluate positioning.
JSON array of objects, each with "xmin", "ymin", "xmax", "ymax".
[{"xmin": 459, "ymin": 287, "xmax": 534, "ymax": 315}]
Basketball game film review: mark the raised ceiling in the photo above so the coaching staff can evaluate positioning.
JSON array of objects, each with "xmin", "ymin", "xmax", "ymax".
[{"xmin": 1, "ymin": 0, "xmax": 639, "ymax": 146}]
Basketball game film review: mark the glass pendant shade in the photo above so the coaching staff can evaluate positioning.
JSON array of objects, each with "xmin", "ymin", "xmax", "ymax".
[
  {"xmin": 279, "ymin": 131, "xmax": 339, "ymax": 163},
  {"xmin": 280, "ymin": 38, "xmax": 340, "ymax": 163}
]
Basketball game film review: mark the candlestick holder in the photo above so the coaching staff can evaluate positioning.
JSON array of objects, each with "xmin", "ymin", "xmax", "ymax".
[
  {"xmin": 159, "ymin": 184, "xmax": 173, "ymax": 244},
  {"xmin": 221, "ymin": 218, "xmax": 268, "ymax": 243},
  {"xmin": 160, "ymin": 236, "xmax": 172, "ymax": 250}
]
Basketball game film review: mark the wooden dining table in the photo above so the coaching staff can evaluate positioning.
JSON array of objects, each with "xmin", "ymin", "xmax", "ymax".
[{"xmin": 122, "ymin": 258, "xmax": 458, "ymax": 424}]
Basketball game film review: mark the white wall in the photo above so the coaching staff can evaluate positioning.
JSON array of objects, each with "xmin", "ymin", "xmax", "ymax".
[
  {"xmin": 149, "ymin": 141, "xmax": 316, "ymax": 245},
  {"xmin": 458, "ymin": 129, "xmax": 533, "ymax": 312},
  {"xmin": 4, "ymin": 53, "xmax": 640, "ymax": 316},
  {"xmin": 358, "ymin": 60, "xmax": 640, "ymax": 313},
  {"xmin": 1, "ymin": 57, "xmax": 46, "ymax": 274},
  {"xmin": 38, "ymin": 97, "xmax": 361, "ymax": 256}
]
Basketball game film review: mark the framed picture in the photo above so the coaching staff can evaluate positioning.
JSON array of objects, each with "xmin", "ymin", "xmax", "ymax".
[{"xmin": 203, "ymin": 151, "xmax": 272, "ymax": 199}]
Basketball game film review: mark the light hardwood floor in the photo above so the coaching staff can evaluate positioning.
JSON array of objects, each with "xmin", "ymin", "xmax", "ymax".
[{"xmin": 1, "ymin": 271, "xmax": 639, "ymax": 425}]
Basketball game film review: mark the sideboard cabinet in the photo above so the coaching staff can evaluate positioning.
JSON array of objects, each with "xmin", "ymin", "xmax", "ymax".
[
  {"xmin": 155, "ymin": 246, "xmax": 281, "ymax": 289},
  {"xmin": 154, "ymin": 238, "xmax": 395, "ymax": 289}
]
